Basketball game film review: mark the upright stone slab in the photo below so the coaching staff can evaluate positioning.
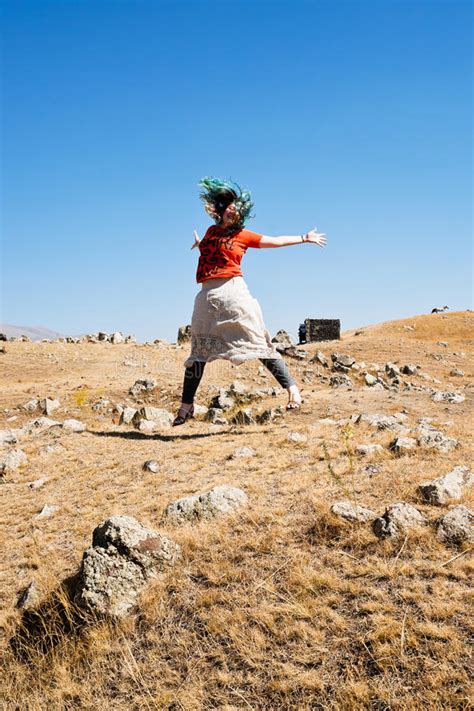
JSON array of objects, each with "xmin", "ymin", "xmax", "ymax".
[{"xmin": 304, "ymin": 318, "xmax": 340, "ymax": 342}]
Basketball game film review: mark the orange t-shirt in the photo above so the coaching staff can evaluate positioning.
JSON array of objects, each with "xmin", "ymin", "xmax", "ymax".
[{"xmin": 196, "ymin": 225, "xmax": 263, "ymax": 283}]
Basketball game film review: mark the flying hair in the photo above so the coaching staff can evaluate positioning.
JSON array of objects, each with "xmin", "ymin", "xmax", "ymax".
[{"xmin": 198, "ymin": 176, "xmax": 255, "ymax": 229}]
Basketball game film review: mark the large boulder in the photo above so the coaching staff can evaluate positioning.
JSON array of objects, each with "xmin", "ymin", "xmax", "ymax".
[
  {"xmin": 163, "ymin": 484, "xmax": 248, "ymax": 524},
  {"xmin": 418, "ymin": 466, "xmax": 473, "ymax": 505},
  {"xmin": 75, "ymin": 515, "xmax": 180, "ymax": 618},
  {"xmin": 133, "ymin": 407, "xmax": 173, "ymax": 428}
]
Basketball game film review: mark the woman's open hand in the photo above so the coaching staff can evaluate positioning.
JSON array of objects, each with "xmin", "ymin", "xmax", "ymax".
[
  {"xmin": 191, "ymin": 229, "xmax": 201, "ymax": 250},
  {"xmin": 305, "ymin": 227, "xmax": 327, "ymax": 246}
]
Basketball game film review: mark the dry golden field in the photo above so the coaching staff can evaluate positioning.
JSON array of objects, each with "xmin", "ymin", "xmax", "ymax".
[{"xmin": 1, "ymin": 311, "xmax": 473, "ymax": 710}]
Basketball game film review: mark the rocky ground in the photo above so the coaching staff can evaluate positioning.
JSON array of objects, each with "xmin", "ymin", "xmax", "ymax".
[{"xmin": 0, "ymin": 311, "xmax": 473, "ymax": 710}]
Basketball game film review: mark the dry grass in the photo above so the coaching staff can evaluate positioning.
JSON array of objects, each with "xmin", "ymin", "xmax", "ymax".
[{"xmin": 0, "ymin": 311, "xmax": 473, "ymax": 709}]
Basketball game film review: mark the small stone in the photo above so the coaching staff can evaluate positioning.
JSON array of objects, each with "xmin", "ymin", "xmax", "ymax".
[
  {"xmin": 255, "ymin": 407, "xmax": 284, "ymax": 424},
  {"xmin": 120, "ymin": 407, "xmax": 137, "ymax": 425},
  {"xmin": 137, "ymin": 420, "xmax": 158, "ymax": 433},
  {"xmin": 143, "ymin": 460, "xmax": 160, "ymax": 473},
  {"xmin": 310, "ymin": 350, "xmax": 328, "ymax": 367},
  {"xmin": 28, "ymin": 477, "xmax": 49, "ymax": 490},
  {"xmin": 229, "ymin": 408, "xmax": 255, "ymax": 425},
  {"xmin": 210, "ymin": 389, "xmax": 235, "ymax": 410},
  {"xmin": 16, "ymin": 581, "xmax": 42, "ymax": 610},
  {"xmin": 39, "ymin": 398, "xmax": 60, "ymax": 416},
  {"xmin": 437, "ymin": 341, "xmax": 448, "ymax": 347},
  {"xmin": 110, "ymin": 331, "xmax": 124, "ymax": 344},
  {"xmin": 449, "ymin": 369, "xmax": 464, "ymax": 377},
  {"xmin": 62, "ymin": 419, "xmax": 86, "ymax": 433},
  {"xmin": 385, "ymin": 363, "xmax": 400, "ymax": 378},
  {"xmin": 133, "ymin": 407, "xmax": 173, "ymax": 428},
  {"xmin": 230, "ymin": 446, "xmax": 256, "ymax": 459},
  {"xmin": 23, "ymin": 399, "xmax": 39, "ymax": 413},
  {"xmin": 0, "ymin": 448, "xmax": 28, "ymax": 475},
  {"xmin": 163, "ymin": 484, "xmax": 248, "ymax": 524},
  {"xmin": 436, "ymin": 506, "xmax": 473, "ymax": 545},
  {"xmin": 0, "ymin": 430, "xmax": 18, "ymax": 445},
  {"xmin": 389, "ymin": 437, "xmax": 417, "ymax": 455},
  {"xmin": 416, "ymin": 426, "xmax": 460, "ymax": 453},
  {"xmin": 432, "ymin": 391, "xmax": 465, "ymax": 404},
  {"xmin": 364, "ymin": 373, "xmax": 378, "ymax": 386},
  {"xmin": 206, "ymin": 408, "xmax": 227, "ymax": 425},
  {"xmin": 287, "ymin": 431, "xmax": 307, "ymax": 443},
  {"xmin": 355, "ymin": 444, "xmax": 384, "ymax": 456},
  {"xmin": 331, "ymin": 501, "xmax": 377, "ymax": 523},
  {"xmin": 373, "ymin": 503, "xmax": 427, "ymax": 538},
  {"xmin": 330, "ymin": 374, "xmax": 353, "ymax": 389},
  {"xmin": 128, "ymin": 379, "xmax": 156, "ymax": 398},
  {"xmin": 331, "ymin": 353, "xmax": 356, "ymax": 368},
  {"xmin": 401, "ymin": 364, "xmax": 418, "ymax": 375},
  {"xmin": 418, "ymin": 466, "xmax": 473, "ymax": 505},
  {"xmin": 35, "ymin": 504, "xmax": 59, "ymax": 519},
  {"xmin": 363, "ymin": 464, "xmax": 381, "ymax": 476},
  {"xmin": 192, "ymin": 404, "xmax": 209, "ymax": 417}
]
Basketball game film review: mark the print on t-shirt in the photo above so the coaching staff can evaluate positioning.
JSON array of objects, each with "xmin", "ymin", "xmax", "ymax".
[{"xmin": 196, "ymin": 226, "xmax": 262, "ymax": 283}]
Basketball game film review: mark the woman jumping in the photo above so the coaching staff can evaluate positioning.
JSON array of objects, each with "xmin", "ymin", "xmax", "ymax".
[{"xmin": 173, "ymin": 176, "xmax": 327, "ymax": 426}]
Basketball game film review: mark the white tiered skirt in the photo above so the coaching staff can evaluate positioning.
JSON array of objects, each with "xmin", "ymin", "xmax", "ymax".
[{"xmin": 184, "ymin": 276, "xmax": 282, "ymax": 367}]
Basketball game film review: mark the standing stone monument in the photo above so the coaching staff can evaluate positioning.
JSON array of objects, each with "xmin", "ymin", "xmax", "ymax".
[{"xmin": 304, "ymin": 318, "xmax": 340, "ymax": 342}]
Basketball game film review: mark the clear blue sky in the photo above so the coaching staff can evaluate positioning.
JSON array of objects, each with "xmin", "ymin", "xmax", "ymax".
[{"xmin": 1, "ymin": 0, "xmax": 472, "ymax": 342}]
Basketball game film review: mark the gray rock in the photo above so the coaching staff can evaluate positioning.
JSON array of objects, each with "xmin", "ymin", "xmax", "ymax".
[
  {"xmin": 28, "ymin": 417, "xmax": 61, "ymax": 432},
  {"xmin": 0, "ymin": 429, "xmax": 18, "ymax": 446},
  {"xmin": 355, "ymin": 444, "xmax": 384, "ymax": 456},
  {"xmin": 449, "ymin": 368, "xmax": 465, "ymax": 377},
  {"xmin": 271, "ymin": 330, "xmax": 295, "ymax": 352},
  {"xmin": 432, "ymin": 391, "xmax": 465, "ymax": 404},
  {"xmin": 385, "ymin": 363, "xmax": 400, "ymax": 378},
  {"xmin": 192, "ymin": 404, "xmax": 209, "ymax": 418},
  {"xmin": 310, "ymin": 350, "xmax": 328, "ymax": 367},
  {"xmin": 416, "ymin": 425, "xmax": 460, "ymax": 453},
  {"xmin": 110, "ymin": 331, "xmax": 124, "ymax": 344},
  {"xmin": 283, "ymin": 346, "xmax": 307, "ymax": 360},
  {"xmin": 120, "ymin": 407, "xmax": 137, "ymax": 425},
  {"xmin": 230, "ymin": 446, "xmax": 256, "ymax": 459},
  {"xmin": 75, "ymin": 515, "xmax": 180, "ymax": 617},
  {"xmin": 62, "ymin": 419, "xmax": 86, "ymax": 433},
  {"xmin": 177, "ymin": 325, "xmax": 192, "ymax": 344},
  {"xmin": 210, "ymin": 389, "xmax": 235, "ymax": 410},
  {"xmin": 23, "ymin": 398, "xmax": 39, "ymax": 413},
  {"xmin": 356, "ymin": 412, "xmax": 408, "ymax": 432},
  {"xmin": 143, "ymin": 460, "xmax": 160, "ymax": 473},
  {"xmin": 137, "ymin": 420, "xmax": 158, "ymax": 434},
  {"xmin": 287, "ymin": 431, "xmax": 307, "ymax": 443},
  {"xmin": 255, "ymin": 407, "xmax": 284, "ymax": 424},
  {"xmin": 128, "ymin": 379, "xmax": 157, "ymax": 398},
  {"xmin": 401, "ymin": 364, "xmax": 418, "ymax": 375},
  {"xmin": 418, "ymin": 466, "xmax": 473, "ymax": 505},
  {"xmin": 125, "ymin": 335, "xmax": 137, "ymax": 344},
  {"xmin": 35, "ymin": 504, "xmax": 59, "ymax": 519},
  {"xmin": 28, "ymin": 477, "xmax": 49, "ymax": 489},
  {"xmin": 373, "ymin": 503, "xmax": 427, "ymax": 538},
  {"xmin": 0, "ymin": 448, "xmax": 28, "ymax": 475},
  {"xmin": 331, "ymin": 353, "xmax": 356, "ymax": 368},
  {"xmin": 389, "ymin": 437, "xmax": 417, "ymax": 455},
  {"xmin": 436, "ymin": 506, "xmax": 474, "ymax": 545},
  {"xmin": 330, "ymin": 374, "xmax": 353, "ymax": 389},
  {"xmin": 133, "ymin": 407, "xmax": 173, "ymax": 428},
  {"xmin": 229, "ymin": 408, "xmax": 255, "ymax": 425},
  {"xmin": 164, "ymin": 484, "xmax": 248, "ymax": 524},
  {"xmin": 331, "ymin": 501, "xmax": 377, "ymax": 523},
  {"xmin": 16, "ymin": 581, "xmax": 43, "ymax": 610},
  {"xmin": 92, "ymin": 398, "xmax": 111, "ymax": 412},
  {"xmin": 39, "ymin": 398, "xmax": 60, "ymax": 416},
  {"xmin": 206, "ymin": 408, "xmax": 227, "ymax": 425}
]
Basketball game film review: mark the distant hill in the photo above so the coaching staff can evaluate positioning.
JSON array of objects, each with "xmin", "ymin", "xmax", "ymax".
[{"xmin": 0, "ymin": 323, "xmax": 66, "ymax": 341}]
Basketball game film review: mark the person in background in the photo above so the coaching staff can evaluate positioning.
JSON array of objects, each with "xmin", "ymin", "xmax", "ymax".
[{"xmin": 173, "ymin": 176, "xmax": 327, "ymax": 425}]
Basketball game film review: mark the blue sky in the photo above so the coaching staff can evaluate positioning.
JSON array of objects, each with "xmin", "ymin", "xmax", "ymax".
[{"xmin": 1, "ymin": 0, "xmax": 472, "ymax": 342}]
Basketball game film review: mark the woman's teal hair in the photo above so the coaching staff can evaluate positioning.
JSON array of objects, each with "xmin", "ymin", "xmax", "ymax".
[{"xmin": 198, "ymin": 176, "xmax": 255, "ymax": 228}]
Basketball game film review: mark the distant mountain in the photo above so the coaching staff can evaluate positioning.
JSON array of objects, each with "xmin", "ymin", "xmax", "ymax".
[{"xmin": 0, "ymin": 323, "xmax": 66, "ymax": 341}]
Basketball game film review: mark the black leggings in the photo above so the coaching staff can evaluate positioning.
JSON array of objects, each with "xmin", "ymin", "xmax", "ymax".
[{"xmin": 181, "ymin": 358, "xmax": 296, "ymax": 404}]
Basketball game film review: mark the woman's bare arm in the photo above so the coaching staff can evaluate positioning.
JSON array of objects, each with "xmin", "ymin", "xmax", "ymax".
[{"xmin": 259, "ymin": 227, "xmax": 327, "ymax": 248}]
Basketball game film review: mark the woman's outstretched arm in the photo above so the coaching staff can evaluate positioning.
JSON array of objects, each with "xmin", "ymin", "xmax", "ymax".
[{"xmin": 259, "ymin": 227, "xmax": 327, "ymax": 249}]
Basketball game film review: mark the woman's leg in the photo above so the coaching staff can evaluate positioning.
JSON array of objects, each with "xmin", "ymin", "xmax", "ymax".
[
  {"xmin": 181, "ymin": 360, "xmax": 206, "ymax": 404},
  {"xmin": 259, "ymin": 357, "xmax": 301, "ymax": 409}
]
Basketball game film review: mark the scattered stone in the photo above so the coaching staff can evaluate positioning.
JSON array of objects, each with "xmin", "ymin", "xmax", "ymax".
[
  {"xmin": 385, "ymin": 363, "xmax": 400, "ymax": 378},
  {"xmin": 356, "ymin": 412, "xmax": 408, "ymax": 432},
  {"xmin": 271, "ymin": 330, "xmax": 295, "ymax": 352},
  {"xmin": 110, "ymin": 331, "xmax": 124, "ymax": 344},
  {"xmin": 287, "ymin": 431, "xmax": 307, "ymax": 443},
  {"xmin": 0, "ymin": 430, "xmax": 18, "ymax": 446},
  {"xmin": 27, "ymin": 476, "xmax": 48, "ymax": 490},
  {"xmin": 283, "ymin": 346, "xmax": 307, "ymax": 360},
  {"xmin": 128, "ymin": 379, "xmax": 157, "ymax": 398},
  {"xmin": 16, "ymin": 581, "xmax": 43, "ymax": 610},
  {"xmin": 331, "ymin": 501, "xmax": 377, "ymax": 523},
  {"xmin": 35, "ymin": 504, "xmax": 59, "ymax": 519},
  {"xmin": 209, "ymin": 389, "xmax": 235, "ymax": 410},
  {"xmin": 436, "ymin": 506, "xmax": 473, "ymax": 545},
  {"xmin": 389, "ymin": 437, "xmax": 417, "ymax": 455},
  {"xmin": 39, "ymin": 398, "xmax": 60, "ymax": 416},
  {"xmin": 75, "ymin": 515, "xmax": 181, "ymax": 618},
  {"xmin": 206, "ymin": 408, "xmax": 227, "ymax": 425},
  {"xmin": 28, "ymin": 417, "xmax": 61, "ymax": 432},
  {"xmin": 401, "ymin": 364, "xmax": 418, "ymax": 375},
  {"xmin": 23, "ymin": 398, "xmax": 39, "ymax": 413},
  {"xmin": 120, "ymin": 407, "xmax": 137, "ymax": 425},
  {"xmin": 230, "ymin": 446, "xmax": 256, "ymax": 459},
  {"xmin": 363, "ymin": 464, "xmax": 382, "ymax": 476},
  {"xmin": 255, "ymin": 407, "xmax": 284, "ymax": 424},
  {"xmin": 355, "ymin": 444, "xmax": 384, "ymax": 456},
  {"xmin": 62, "ymin": 419, "xmax": 86, "ymax": 433},
  {"xmin": 331, "ymin": 353, "xmax": 356, "ymax": 369},
  {"xmin": 143, "ymin": 460, "xmax": 160, "ymax": 473},
  {"xmin": 416, "ymin": 425, "xmax": 460, "ymax": 453},
  {"xmin": 92, "ymin": 398, "xmax": 111, "ymax": 412},
  {"xmin": 137, "ymin": 420, "xmax": 158, "ymax": 434},
  {"xmin": 177, "ymin": 325, "xmax": 192, "ymax": 344},
  {"xmin": 0, "ymin": 448, "xmax": 28, "ymax": 475},
  {"xmin": 40, "ymin": 443, "xmax": 64, "ymax": 455},
  {"xmin": 133, "ymin": 407, "xmax": 173, "ymax": 428},
  {"xmin": 432, "ymin": 391, "xmax": 465, "ymax": 404},
  {"xmin": 373, "ymin": 503, "xmax": 427, "ymax": 538},
  {"xmin": 418, "ymin": 466, "xmax": 473, "ymax": 505},
  {"xmin": 163, "ymin": 484, "xmax": 248, "ymax": 524},
  {"xmin": 330, "ymin": 374, "xmax": 353, "ymax": 389},
  {"xmin": 229, "ymin": 408, "xmax": 255, "ymax": 425},
  {"xmin": 449, "ymin": 368, "xmax": 465, "ymax": 377},
  {"xmin": 192, "ymin": 404, "xmax": 209, "ymax": 417},
  {"xmin": 437, "ymin": 341, "xmax": 448, "ymax": 347},
  {"xmin": 310, "ymin": 350, "xmax": 328, "ymax": 367}
]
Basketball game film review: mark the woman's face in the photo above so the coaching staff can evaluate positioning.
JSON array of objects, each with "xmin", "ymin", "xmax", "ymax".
[{"xmin": 221, "ymin": 202, "xmax": 239, "ymax": 226}]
